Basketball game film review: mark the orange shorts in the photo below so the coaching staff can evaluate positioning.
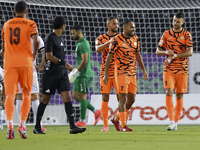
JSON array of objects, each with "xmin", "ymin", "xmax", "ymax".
[
  {"xmin": 100, "ymin": 77, "xmax": 118, "ymax": 94},
  {"xmin": 163, "ymin": 71, "xmax": 188, "ymax": 93},
  {"xmin": 116, "ymin": 74, "xmax": 137, "ymax": 94},
  {"xmin": 4, "ymin": 67, "xmax": 33, "ymax": 95}
]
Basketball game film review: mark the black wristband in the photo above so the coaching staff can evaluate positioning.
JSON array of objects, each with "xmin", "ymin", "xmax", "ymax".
[{"xmin": 58, "ymin": 59, "xmax": 65, "ymax": 65}]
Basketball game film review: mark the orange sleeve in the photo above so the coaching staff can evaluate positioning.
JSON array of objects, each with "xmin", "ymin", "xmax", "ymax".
[
  {"xmin": 29, "ymin": 21, "xmax": 38, "ymax": 36},
  {"xmin": 185, "ymin": 31, "xmax": 193, "ymax": 47},
  {"xmin": 1, "ymin": 26, "xmax": 5, "ymax": 42},
  {"xmin": 136, "ymin": 36, "xmax": 140, "ymax": 52},
  {"xmin": 158, "ymin": 31, "xmax": 167, "ymax": 49},
  {"xmin": 95, "ymin": 35, "xmax": 103, "ymax": 46}
]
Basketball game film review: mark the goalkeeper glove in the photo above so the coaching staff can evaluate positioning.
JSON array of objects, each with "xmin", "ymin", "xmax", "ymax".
[{"xmin": 68, "ymin": 68, "xmax": 79, "ymax": 83}]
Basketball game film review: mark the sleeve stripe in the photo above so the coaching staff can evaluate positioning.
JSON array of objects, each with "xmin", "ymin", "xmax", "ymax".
[
  {"xmin": 31, "ymin": 33, "xmax": 38, "ymax": 36},
  {"xmin": 30, "ymin": 22, "xmax": 36, "ymax": 27},
  {"xmin": 38, "ymin": 47, "xmax": 45, "ymax": 52}
]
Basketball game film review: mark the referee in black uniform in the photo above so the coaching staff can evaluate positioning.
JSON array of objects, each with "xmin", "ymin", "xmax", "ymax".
[{"xmin": 33, "ymin": 16, "xmax": 86, "ymax": 134}]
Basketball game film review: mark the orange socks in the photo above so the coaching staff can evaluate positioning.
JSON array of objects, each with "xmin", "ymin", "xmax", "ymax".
[
  {"xmin": 115, "ymin": 109, "xmax": 128, "ymax": 122},
  {"xmin": 166, "ymin": 96, "xmax": 174, "ymax": 121},
  {"xmin": 174, "ymin": 98, "xmax": 183, "ymax": 122},
  {"xmin": 126, "ymin": 109, "xmax": 129, "ymax": 121},
  {"xmin": 5, "ymin": 94, "xmax": 16, "ymax": 121},
  {"xmin": 20, "ymin": 92, "xmax": 31, "ymax": 121},
  {"xmin": 119, "ymin": 112, "xmax": 126, "ymax": 127},
  {"xmin": 101, "ymin": 101, "xmax": 109, "ymax": 127},
  {"xmin": 115, "ymin": 112, "xmax": 120, "ymax": 121}
]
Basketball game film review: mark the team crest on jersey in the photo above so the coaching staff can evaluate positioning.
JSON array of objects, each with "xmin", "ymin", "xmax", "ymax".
[
  {"xmin": 134, "ymin": 42, "xmax": 137, "ymax": 46},
  {"xmin": 180, "ymin": 36, "xmax": 184, "ymax": 40}
]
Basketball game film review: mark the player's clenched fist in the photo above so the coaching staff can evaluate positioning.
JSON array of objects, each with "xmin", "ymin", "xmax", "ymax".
[{"xmin": 68, "ymin": 68, "xmax": 79, "ymax": 83}]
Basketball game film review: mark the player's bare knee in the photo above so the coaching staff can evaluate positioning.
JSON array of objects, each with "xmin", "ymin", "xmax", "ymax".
[
  {"xmin": 176, "ymin": 93, "xmax": 183, "ymax": 99},
  {"xmin": 165, "ymin": 89, "xmax": 173, "ymax": 96},
  {"xmin": 119, "ymin": 95, "xmax": 126, "ymax": 105},
  {"xmin": 41, "ymin": 98, "xmax": 49, "ymax": 104},
  {"xmin": 102, "ymin": 94, "xmax": 109, "ymax": 102},
  {"xmin": 62, "ymin": 95, "xmax": 72, "ymax": 103},
  {"xmin": 128, "ymin": 98, "xmax": 135, "ymax": 104},
  {"xmin": 72, "ymin": 94, "xmax": 78, "ymax": 101},
  {"xmin": 31, "ymin": 93, "xmax": 39, "ymax": 101},
  {"xmin": 16, "ymin": 93, "xmax": 23, "ymax": 100}
]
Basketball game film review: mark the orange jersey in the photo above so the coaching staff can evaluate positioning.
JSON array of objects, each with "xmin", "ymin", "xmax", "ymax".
[
  {"xmin": 95, "ymin": 34, "xmax": 116, "ymax": 78},
  {"xmin": 158, "ymin": 28, "xmax": 193, "ymax": 75},
  {"xmin": 2, "ymin": 17, "xmax": 38, "ymax": 69},
  {"xmin": 109, "ymin": 33, "xmax": 140, "ymax": 76}
]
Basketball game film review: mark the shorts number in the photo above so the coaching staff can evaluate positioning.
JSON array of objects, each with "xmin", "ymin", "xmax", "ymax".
[
  {"xmin": 100, "ymin": 86, "xmax": 103, "ymax": 91},
  {"xmin": 10, "ymin": 27, "xmax": 21, "ymax": 45},
  {"xmin": 121, "ymin": 86, "xmax": 123, "ymax": 91},
  {"xmin": 165, "ymin": 81, "xmax": 167, "ymax": 86}
]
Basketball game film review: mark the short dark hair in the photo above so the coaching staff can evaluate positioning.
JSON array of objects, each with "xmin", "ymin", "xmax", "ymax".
[
  {"xmin": 53, "ymin": 16, "xmax": 66, "ymax": 29},
  {"xmin": 71, "ymin": 25, "xmax": 82, "ymax": 31},
  {"xmin": 14, "ymin": 1, "xmax": 27, "ymax": 13},
  {"xmin": 123, "ymin": 19, "xmax": 132, "ymax": 26},
  {"xmin": 175, "ymin": 12, "xmax": 184, "ymax": 19},
  {"xmin": 107, "ymin": 16, "xmax": 118, "ymax": 22}
]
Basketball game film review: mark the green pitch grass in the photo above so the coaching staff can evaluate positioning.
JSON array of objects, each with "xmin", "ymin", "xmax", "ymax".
[{"xmin": 0, "ymin": 125, "xmax": 200, "ymax": 150}]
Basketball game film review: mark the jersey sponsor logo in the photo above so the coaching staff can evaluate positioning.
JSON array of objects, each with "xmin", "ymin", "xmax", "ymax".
[
  {"xmin": 134, "ymin": 42, "xmax": 137, "ymax": 46},
  {"xmin": 60, "ymin": 42, "xmax": 63, "ymax": 46},
  {"xmin": 45, "ymin": 89, "xmax": 50, "ymax": 93}
]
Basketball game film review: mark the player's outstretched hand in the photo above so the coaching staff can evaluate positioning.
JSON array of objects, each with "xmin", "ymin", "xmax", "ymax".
[{"xmin": 68, "ymin": 68, "xmax": 79, "ymax": 83}]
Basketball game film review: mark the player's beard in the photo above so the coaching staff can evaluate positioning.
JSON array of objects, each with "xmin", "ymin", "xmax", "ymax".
[
  {"xmin": 128, "ymin": 31, "xmax": 134, "ymax": 37},
  {"xmin": 111, "ymin": 28, "xmax": 118, "ymax": 34},
  {"xmin": 173, "ymin": 25, "xmax": 181, "ymax": 30},
  {"xmin": 74, "ymin": 35, "xmax": 79, "ymax": 40},
  {"xmin": 61, "ymin": 29, "xmax": 65, "ymax": 34}
]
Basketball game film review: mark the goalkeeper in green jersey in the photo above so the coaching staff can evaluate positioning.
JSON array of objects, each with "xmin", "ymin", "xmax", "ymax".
[{"xmin": 70, "ymin": 25, "xmax": 101, "ymax": 127}]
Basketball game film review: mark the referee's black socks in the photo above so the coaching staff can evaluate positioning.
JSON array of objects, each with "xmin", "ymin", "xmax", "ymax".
[
  {"xmin": 64, "ymin": 101, "xmax": 76, "ymax": 129},
  {"xmin": 35, "ymin": 102, "xmax": 47, "ymax": 129}
]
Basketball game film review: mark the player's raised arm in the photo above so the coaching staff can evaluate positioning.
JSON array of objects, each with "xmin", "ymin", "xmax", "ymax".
[
  {"xmin": 156, "ymin": 47, "xmax": 167, "ymax": 56},
  {"xmin": 95, "ymin": 39, "xmax": 112, "ymax": 53}
]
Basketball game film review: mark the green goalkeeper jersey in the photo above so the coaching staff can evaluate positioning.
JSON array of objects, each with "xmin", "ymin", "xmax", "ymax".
[{"xmin": 75, "ymin": 37, "xmax": 92, "ymax": 77}]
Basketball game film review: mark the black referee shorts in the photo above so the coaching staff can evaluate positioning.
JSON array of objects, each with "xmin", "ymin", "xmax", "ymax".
[{"xmin": 42, "ymin": 66, "xmax": 71, "ymax": 95}]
